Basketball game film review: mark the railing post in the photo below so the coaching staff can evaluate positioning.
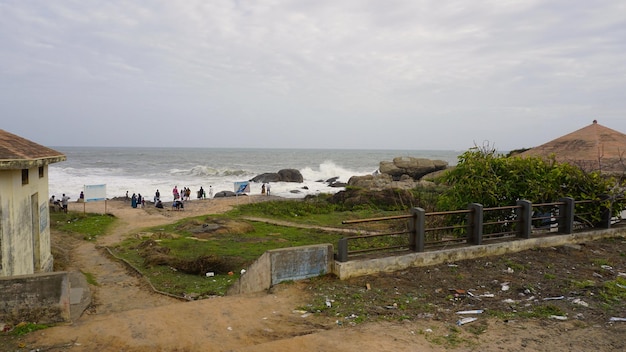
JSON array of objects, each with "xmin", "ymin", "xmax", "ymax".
[
  {"xmin": 599, "ymin": 195, "xmax": 612, "ymax": 229},
  {"xmin": 336, "ymin": 238, "xmax": 348, "ymax": 262},
  {"xmin": 409, "ymin": 207, "xmax": 425, "ymax": 252},
  {"xmin": 516, "ymin": 200, "xmax": 532, "ymax": 239},
  {"xmin": 468, "ymin": 203, "xmax": 483, "ymax": 245},
  {"xmin": 558, "ymin": 197, "xmax": 574, "ymax": 234}
]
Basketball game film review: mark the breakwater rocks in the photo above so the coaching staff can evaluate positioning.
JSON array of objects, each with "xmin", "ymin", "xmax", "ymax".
[{"xmin": 349, "ymin": 157, "xmax": 448, "ymax": 190}]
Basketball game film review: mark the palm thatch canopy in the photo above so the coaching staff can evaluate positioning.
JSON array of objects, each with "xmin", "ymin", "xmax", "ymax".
[{"xmin": 518, "ymin": 120, "xmax": 626, "ymax": 175}]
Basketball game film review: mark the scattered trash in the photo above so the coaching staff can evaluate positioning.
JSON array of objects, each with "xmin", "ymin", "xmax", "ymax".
[
  {"xmin": 366, "ymin": 283, "xmax": 371, "ymax": 290},
  {"xmin": 240, "ymin": 269, "xmax": 246, "ymax": 275},
  {"xmin": 501, "ymin": 283, "xmax": 510, "ymax": 291},
  {"xmin": 593, "ymin": 272, "xmax": 603, "ymax": 278},
  {"xmin": 601, "ymin": 265, "xmax": 613, "ymax": 270},
  {"xmin": 505, "ymin": 267, "xmax": 514, "ymax": 274},
  {"xmin": 572, "ymin": 298, "xmax": 589, "ymax": 307},
  {"xmin": 479, "ymin": 293, "xmax": 495, "ymax": 298},
  {"xmin": 228, "ymin": 271, "xmax": 234, "ymax": 276},
  {"xmin": 456, "ymin": 310, "xmax": 484, "ymax": 315},
  {"xmin": 609, "ymin": 317, "xmax": 626, "ymax": 322},
  {"xmin": 385, "ymin": 303, "xmax": 398, "ymax": 309},
  {"xmin": 549, "ymin": 315, "xmax": 568, "ymax": 321},
  {"xmin": 450, "ymin": 288, "xmax": 466, "ymax": 295},
  {"xmin": 424, "ymin": 328, "xmax": 433, "ymax": 333},
  {"xmin": 205, "ymin": 272, "xmax": 214, "ymax": 277},
  {"xmin": 502, "ymin": 298, "xmax": 516, "ymax": 304},
  {"xmin": 618, "ymin": 272, "xmax": 626, "ymax": 278},
  {"xmin": 325, "ymin": 300, "xmax": 332, "ymax": 308},
  {"xmin": 227, "ymin": 326, "xmax": 233, "ymax": 331},
  {"xmin": 543, "ymin": 296, "xmax": 565, "ymax": 301},
  {"xmin": 616, "ymin": 283, "xmax": 626, "ymax": 289},
  {"xmin": 456, "ymin": 317, "xmax": 478, "ymax": 326},
  {"xmin": 448, "ymin": 264, "xmax": 458, "ymax": 267}
]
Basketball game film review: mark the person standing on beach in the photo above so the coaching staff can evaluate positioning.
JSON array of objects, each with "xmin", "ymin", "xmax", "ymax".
[
  {"xmin": 155, "ymin": 189, "xmax": 160, "ymax": 203},
  {"xmin": 173, "ymin": 186, "xmax": 179, "ymax": 200},
  {"xmin": 131, "ymin": 193, "xmax": 137, "ymax": 208},
  {"xmin": 261, "ymin": 183, "xmax": 266, "ymax": 195},
  {"xmin": 61, "ymin": 194, "xmax": 70, "ymax": 213},
  {"xmin": 266, "ymin": 183, "xmax": 271, "ymax": 196},
  {"xmin": 208, "ymin": 185, "xmax": 213, "ymax": 198}
]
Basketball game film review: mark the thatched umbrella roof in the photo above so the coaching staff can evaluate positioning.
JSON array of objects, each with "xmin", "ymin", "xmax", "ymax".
[{"xmin": 518, "ymin": 120, "xmax": 626, "ymax": 174}]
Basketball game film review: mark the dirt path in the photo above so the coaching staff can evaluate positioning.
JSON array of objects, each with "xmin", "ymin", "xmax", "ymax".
[{"xmin": 7, "ymin": 197, "xmax": 626, "ymax": 351}]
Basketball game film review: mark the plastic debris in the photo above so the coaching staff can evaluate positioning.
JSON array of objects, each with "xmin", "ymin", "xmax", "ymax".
[
  {"xmin": 616, "ymin": 283, "xmax": 626, "ymax": 289},
  {"xmin": 601, "ymin": 265, "xmax": 613, "ymax": 270},
  {"xmin": 456, "ymin": 317, "xmax": 478, "ymax": 326},
  {"xmin": 549, "ymin": 315, "xmax": 568, "ymax": 320},
  {"xmin": 456, "ymin": 310, "xmax": 484, "ymax": 315},
  {"xmin": 205, "ymin": 272, "xmax": 214, "ymax": 277},
  {"xmin": 572, "ymin": 298, "xmax": 589, "ymax": 307},
  {"xmin": 366, "ymin": 283, "xmax": 371, "ymax": 290},
  {"xmin": 501, "ymin": 283, "xmax": 510, "ymax": 291},
  {"xmin": 240, "ymin": 269, "xmax": 246, "ymax": 275},
  {"xmin": 325, "ymin": 300, "xmax": 332, "ymax": 308},
  {"xmin": 505, "ymin": 267, "xmax": 514, "ymax": 274},
  {"xmin": 479, "ymin": 293, "xmax": 495, "ymax": 298},
  {"xmin": 543, "ymin": 296, "xmax": 565, "ymax": 301},
  {"xmin": 609, "ymin": 317, "xmax": 626, "ymax": 322}
]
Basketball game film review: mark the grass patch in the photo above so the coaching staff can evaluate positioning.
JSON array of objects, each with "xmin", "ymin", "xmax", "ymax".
[
  {"xmin": 81, "ymin": 271, "xmax": 99, "ymax": 286},
  {"xmin": 50, "ymin": 211, "xmax": 116, "ymax": 241},
  {"xmin": 9, "ymin": 322, "xmax": 48, "ymax": 336}
]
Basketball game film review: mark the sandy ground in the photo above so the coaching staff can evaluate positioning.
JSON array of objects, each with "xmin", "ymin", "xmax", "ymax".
[{"xmin": 3, "ymin": 196, "xmax": 625, "ymax": 351}]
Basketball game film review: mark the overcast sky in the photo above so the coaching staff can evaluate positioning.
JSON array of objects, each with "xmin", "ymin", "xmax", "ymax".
[{"xmin": 2, "ymin": 1, "xmax": 625, "ymax": 151}]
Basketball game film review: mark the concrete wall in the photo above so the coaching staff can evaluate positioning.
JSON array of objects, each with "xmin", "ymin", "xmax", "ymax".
[
  {"xmin": 333, "ymin": 227, "xmax": 626, "ymax": 280},
  {"xmin": 0, "ymin": 271, "xmax": 91, "ymax": 325},
  {"xmin": 227, "ymin": 244, "xmax": 333, "ymax": 295},
  {"xmin": 0, "ymin": 166, "xmax": 52, "ymax": 277}
]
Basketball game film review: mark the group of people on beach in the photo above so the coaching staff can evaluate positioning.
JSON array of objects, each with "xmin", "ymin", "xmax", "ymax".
[{"xmin": 49, "ymin": 194, "xmax": 71, "ymax": 213}]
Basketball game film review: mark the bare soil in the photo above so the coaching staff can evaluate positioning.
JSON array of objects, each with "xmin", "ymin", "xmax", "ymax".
[{"xmin": 2, "ymin": 197, "xmax": 626, "ymax": 351}]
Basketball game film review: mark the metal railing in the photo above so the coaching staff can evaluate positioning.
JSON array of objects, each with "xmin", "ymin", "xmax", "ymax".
[{"xmin": 336, "ymin": 197, "xmax": 622, "ymax": 262}]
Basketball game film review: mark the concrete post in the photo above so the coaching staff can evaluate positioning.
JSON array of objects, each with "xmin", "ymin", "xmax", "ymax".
[
  {"xmin": 409, "ymin": 207, "xmax": 425, "ymax": 252},
  {"xmin": 468, "ymin": 203, "xmax": 483, "ymax": 245},
  {"xmin": 558, "ymin": 197, "xmax": 575, "ymax": 234},
  {"xmin": 516, "ymin": 200, "xmax": 532, "ymax": 239},
  {"xmin": 599, "ymin": 196, "xmax": 612, "ymax": 229},
  {"xmin": 336, "ymin": 238, "xmax": 348, "ymax": 262}
]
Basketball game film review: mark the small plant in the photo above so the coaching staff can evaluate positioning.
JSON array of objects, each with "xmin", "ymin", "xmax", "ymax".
[
  {"xmin": 9, "ymin": 322, "xmax": 48, "ymax": 336},
  {"xmin": 81, "ymin": 271, "xmax": 99, "ymax": 286}
]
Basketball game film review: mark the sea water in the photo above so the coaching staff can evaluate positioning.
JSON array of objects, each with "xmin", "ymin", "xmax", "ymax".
[{"xmin": 48, "ymin": 147, "xmax": 462, "ymax": 202}]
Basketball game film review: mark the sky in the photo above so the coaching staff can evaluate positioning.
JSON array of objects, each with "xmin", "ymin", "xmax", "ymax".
[{"xmin": 1, "ymin": 1, "xmax": 625, "ymax": 151}]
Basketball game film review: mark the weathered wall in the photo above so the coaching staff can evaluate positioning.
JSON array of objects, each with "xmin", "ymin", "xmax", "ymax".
[
  {"xmin": 227, "ymin": 244, "xmax": 333, "ymax": 295},
  {"xmin": 333, "ymin": 227, "xmax": 626, "ymax": 280},
  {"xmin": 0, "ymin": 271, "xmax": 70, "ymax": 324},
  {"xmin": 0, "ymin": 166, "xmax": 52, "ymax": 277}
]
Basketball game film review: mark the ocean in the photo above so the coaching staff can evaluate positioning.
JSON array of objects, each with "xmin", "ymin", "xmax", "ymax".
[{"xmin": 48, "ymin": 147, "xmax": 462, "ymax": 202}]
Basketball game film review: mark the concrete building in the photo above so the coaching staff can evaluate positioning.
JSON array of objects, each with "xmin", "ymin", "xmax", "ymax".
[{"xmin": 0, "ymin": 129, "xmax": 66, "ymax": 277}]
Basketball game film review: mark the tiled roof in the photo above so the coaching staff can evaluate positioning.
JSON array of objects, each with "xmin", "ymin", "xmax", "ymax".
[
  {"xmin": 519, "ymin": 120, "xmax": 626, "ymax": 173},
  {"xmin": 0, "ymin": 129, "xmax": 66, "ymax": 168}
]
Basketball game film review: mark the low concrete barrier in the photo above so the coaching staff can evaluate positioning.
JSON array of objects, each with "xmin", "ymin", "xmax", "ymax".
[
  {"xmin": 0, "ymin": 271, "xmax": 91, "ymax": 325},
  {"xmin": 228, "ymin": 244, "xmax": 333, "ymax": 295},
  {"xmin": 333, "ymin": 227, "xmax": 626, "ymax": 280}
]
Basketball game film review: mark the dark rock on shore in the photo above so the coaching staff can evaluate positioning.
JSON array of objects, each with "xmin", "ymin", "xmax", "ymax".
[
  {"xmin": 379, "ymin": 157, "xmax": 448, "ymax": 180},
  {"xmin": 250, "ymin": 168, "xmax": 303, "ymax": 183},
  {"xmin": 213, "ymin": 191, "xmax": 237, "ymax": 198}
]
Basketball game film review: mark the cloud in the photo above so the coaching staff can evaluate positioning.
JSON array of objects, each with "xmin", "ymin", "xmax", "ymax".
[{"xmin": 1, "ymin": 0, "xmax": 625, "ymax": 150}]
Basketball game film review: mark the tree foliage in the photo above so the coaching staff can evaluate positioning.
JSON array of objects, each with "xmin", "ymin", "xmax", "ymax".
[{"xmin": 437, "ymin": 146, "xmax": 624, "ymax": 224}]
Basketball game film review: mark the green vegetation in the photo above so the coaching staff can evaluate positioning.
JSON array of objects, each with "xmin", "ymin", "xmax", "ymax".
[
  {"xmin": 436, "ymin": 145, "xmax": 625, "ymax": 236},
  {"xmin": 50, "ymin": 211, "xmax": 116, "ymax": 241},
  {"xmin": 9, "ymin": 322, "xmax": 48, "ymax": 336}
]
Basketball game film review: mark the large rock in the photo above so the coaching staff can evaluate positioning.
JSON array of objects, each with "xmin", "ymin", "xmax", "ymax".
[
  {"xmin": 250, "ymin": 169, "xmax": 303, "ymax": 183},
  {"xmin": 379, "ymin": 157, "xmax": 447, "ymax": 180}
]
